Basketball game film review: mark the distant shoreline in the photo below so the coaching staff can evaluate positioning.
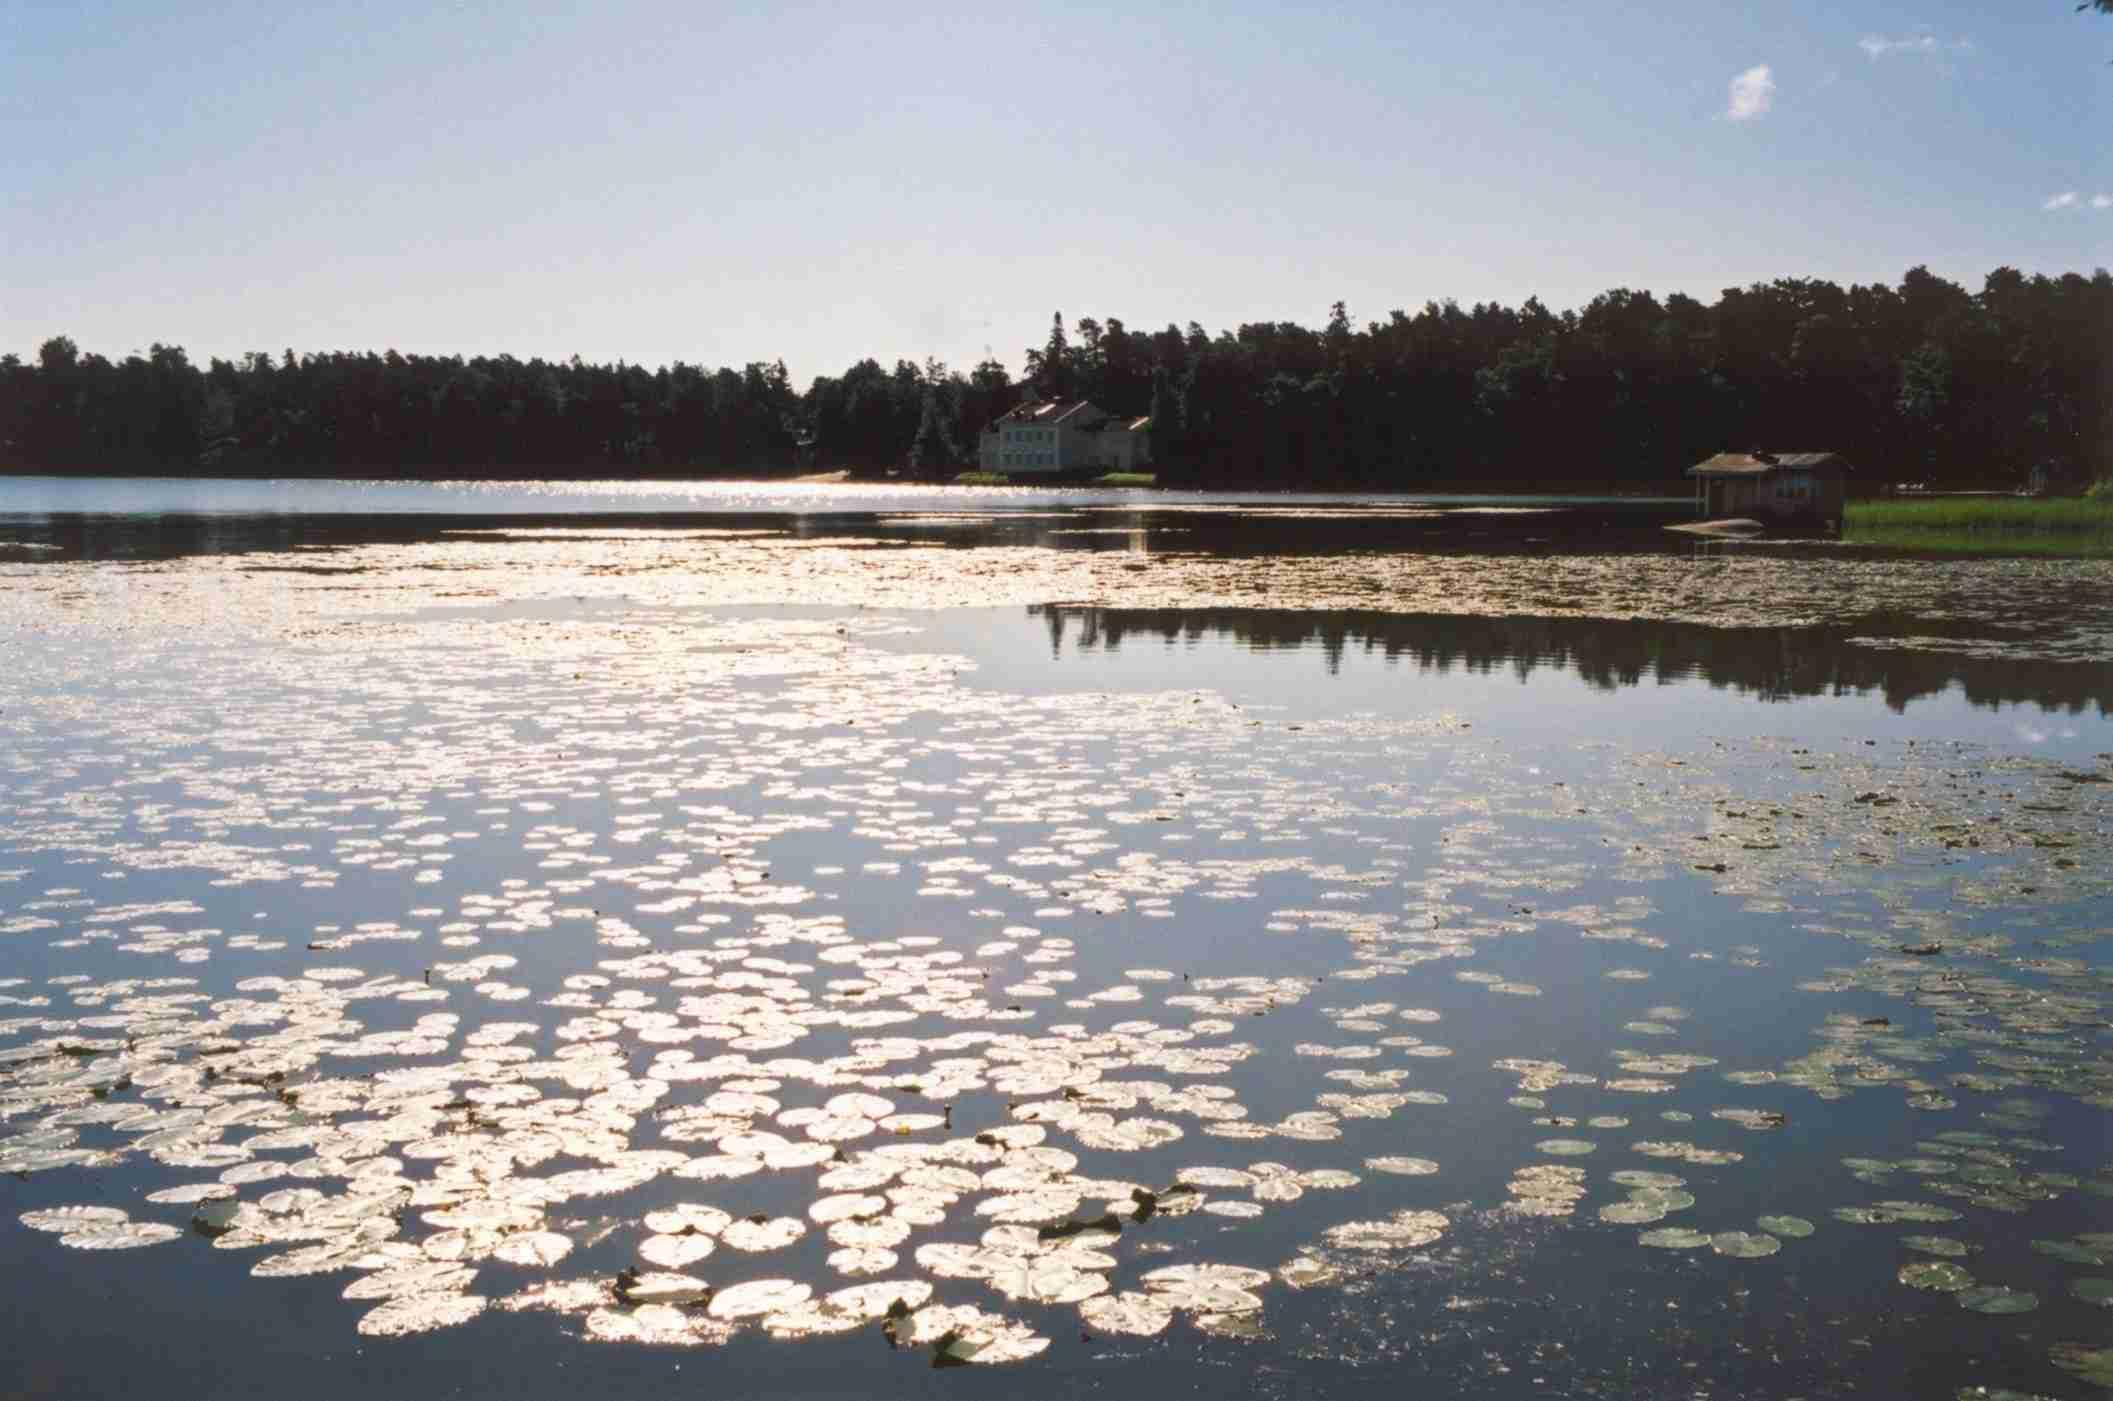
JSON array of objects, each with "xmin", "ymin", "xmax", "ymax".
[{"xmin": 0, "ymin": 465, "xmax": 1690, "ymax": 499}]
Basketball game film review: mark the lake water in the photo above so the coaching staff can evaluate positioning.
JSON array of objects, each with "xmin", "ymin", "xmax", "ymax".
[{"xmin": 3, "ymin": 479, "xmax": 2110, "ymax": 1400}]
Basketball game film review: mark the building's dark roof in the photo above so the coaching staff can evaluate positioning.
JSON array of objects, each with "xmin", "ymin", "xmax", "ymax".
[
  {"xmin": 1688, "ymin": 451, "xmax": 1849, "ymax": 477},
  {"xmin": 984, "ymin": 400, "xmax": 1155, "ymax": 434},
  {"xmin": 990, "ymin": 399, "xmax": 1098, "ymax": 427}
]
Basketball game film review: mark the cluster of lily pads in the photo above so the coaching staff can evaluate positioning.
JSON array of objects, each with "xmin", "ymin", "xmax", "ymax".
[{"xmin": 0, "ymin": 588, "xmax": 2108, "ymax": 1392}]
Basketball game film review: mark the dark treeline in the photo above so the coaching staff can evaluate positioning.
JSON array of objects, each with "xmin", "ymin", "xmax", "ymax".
[{"xmin": 3, "ymin": 264, "xmax": 2106, "ymax": 489}]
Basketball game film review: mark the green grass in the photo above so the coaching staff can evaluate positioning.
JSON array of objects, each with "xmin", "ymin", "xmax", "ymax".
[
  {"xmin": 950, "ymin": 470, "xmax": 1158, "ymax": 487},
  {"xmin": 1844, "ymin": 496, "xmax": 2113, "ymax": 557},
  {"xmin": 1841, "ymin": 527, "xmax": 2113, "ymax": 558},
  {"xmin": 1847, "ymin": 497, "xmax": 2113, "ymax": 531}
]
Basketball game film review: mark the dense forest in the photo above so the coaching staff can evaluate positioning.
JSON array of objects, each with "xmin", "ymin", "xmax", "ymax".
[{"xmin": 2, "ymin": 264, "xmax": 2106, "ymax": 490}]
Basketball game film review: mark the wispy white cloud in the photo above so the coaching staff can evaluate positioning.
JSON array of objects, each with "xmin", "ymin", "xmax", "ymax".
[
  {"xmin": 1726, "ymin": 65, "xmax": 1775, "ymax": 121},
  {"xmin": 2094, "ymin": 194, "xmax": 2113, "ymax": 210},
  {"xmin": 1858, "ymin": 33, "xmax": 1973, "ymax": 59},
  {"xmin": 2043, "ymin": 191, "xmax": 2080, "ymax": 210}
]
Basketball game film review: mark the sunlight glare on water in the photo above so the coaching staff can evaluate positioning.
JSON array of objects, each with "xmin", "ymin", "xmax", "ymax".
[{"xmin": 0, "ymin": 485, "xmax": 2108, "ymax": 1400}]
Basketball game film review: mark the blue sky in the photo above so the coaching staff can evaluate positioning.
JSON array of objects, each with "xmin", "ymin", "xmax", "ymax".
[{"xmin": 4, "ymin": 0, "xmax": 2106, "ymax": 383}]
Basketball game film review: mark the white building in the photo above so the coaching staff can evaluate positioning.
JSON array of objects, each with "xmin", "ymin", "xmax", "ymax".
[{"xmin": 978, "ymin": 400, "xmax": 1153, "ymax": 475}]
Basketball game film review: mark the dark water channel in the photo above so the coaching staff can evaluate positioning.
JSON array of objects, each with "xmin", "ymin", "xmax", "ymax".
[{"xmin": 1, "ymin": 482, "xmax": 2109, "ymax": 1400}]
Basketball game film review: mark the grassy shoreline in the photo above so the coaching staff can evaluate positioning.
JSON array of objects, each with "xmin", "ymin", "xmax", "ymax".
[
  {"xmin": 1847, "ymin": 497, "xmax": 2113, "ymax": 531},
  {"xmin": 1844, "ymin": 496, "xmax": 2113, "ymax": 557},
  {"xmin": 951, "ymin": 470, "xmax": 1157, "ymax": 487}
]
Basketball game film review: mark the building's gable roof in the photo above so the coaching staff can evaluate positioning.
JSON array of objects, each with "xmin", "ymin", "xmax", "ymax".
[
  {"xmin": 1688, "ymin": 451, "xmax": 1849, "ymax": 477},
  {"xmin": 989, "ymin": 399, "xmax": 1103, "ymax": 429},
  {"xmin": 985, "ymin": 401, "xmax": 1153, "ymax": 434}
]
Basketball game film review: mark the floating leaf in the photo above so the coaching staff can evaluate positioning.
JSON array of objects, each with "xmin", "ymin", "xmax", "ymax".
[
  {"xmin": 2070, "ymin": 1278, "xmax": 2113, "ymax": 1308},
  {"xmin": 1756, "ymin": 1215, "xmax": 1814, "ymax": 1239},
  {"xmin": 62, "ymin": 1223, "xmax": 183, "ymax": 1251},
  {"xmin": 638, "ymin": 1233, "xmax": 715, "ymax": 1269},
  {"xmin": 721, "ymin": 1217, "xmax": 806, "ymax": 1252},
  {"xmin": 1323, "ymin": 1211, "xmax": 1447, "ymax": 1251},
  {"xmin": 1638, "ymin": 1228, "xmax": 1710, "ymax": 1249},
  {"xmin": 20, "ymin": 1206, "xmax": 127, "ymax": 1234},
  {"xmin": 1957, "ymin": 1286, "xmax": 2037, "ymax": 1315},
  {"xmin": 1079, "ymin": 1291, "xmax": 1173, "ymax": 1336},
  {"xmin": 1710, "ymin": 1232, "xmax": 1780, "ymax": 1258},
  {"xmin": 356, "ymin": 1292, "xmax": 488, "ymax": 1337},
  {"xmin": 493, "ymin": 1232, "xmax": 574, "ymax": 1269},
  {"xmin": 1899, "ymin": 1261, "xmax": 1974, "ymax": 1292},
  {"xmin": 2030, "ymin": 1239, "xmax": 2105, "ymax": 1266},
  {"xmin": 2049, "ymin": 1342, "xmax": 2113, "ymax": 1385},
  {"xmin": 707, "ymin": 1278, "xmax": 811, "ymax": 1320}
]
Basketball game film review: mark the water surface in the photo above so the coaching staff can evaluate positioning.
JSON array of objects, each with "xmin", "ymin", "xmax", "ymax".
[{"xmin": 1, "ymin": 482, "xmax": 2108, "ymax": 1400}]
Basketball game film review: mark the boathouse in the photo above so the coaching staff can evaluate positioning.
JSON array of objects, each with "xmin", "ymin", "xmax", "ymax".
[{"xmin": 1687, "ymin": 451, "xmax": 1849, "ymax": 528}]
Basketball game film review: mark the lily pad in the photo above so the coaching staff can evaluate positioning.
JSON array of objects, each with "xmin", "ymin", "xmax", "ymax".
[
  {"xmin": 1756, "ymin": 1215, "xmax": 1814, "ymax": 1239},
  {"xmin": 2049, "ymin": 1342, "xmax": 2113, "ymax": 1386},
  {"xmin": 2069, "ymin": 1278, "xmax": 2113, "ymax": 1308},
  {"xmin": 62, "ymin": 1222, "xmax": 184, "ymax": 1250},
  {"xmin": 1078, "ymin": 1291, "xmax": 1174, "ymax": 1336},
  {"xmin": 708, "ymin": 1278, "xmax": 812, "ymax": 1320},
  {"xmin": 1710, "ymin": 1232, "xmax": 1780, "ymax": 1258},
  {"xmin": 356, "ymin": 1291, "xmax": 488, "ymax": 1337},
  {"xmin": 20, "ymin": 1206, "xmax": 127, "ymax": 1234},
  {"xmin": 1899, "ymin": 1261, "xmax": 1974, "ymax": 1292},
  {"xmin": 1638, "ymin": 1228, "xmax": 1710, "ymax": 1249},
  {"xmin": 1957, "ymin": 1286, "xmax": 2037, "ymax": 1315}
]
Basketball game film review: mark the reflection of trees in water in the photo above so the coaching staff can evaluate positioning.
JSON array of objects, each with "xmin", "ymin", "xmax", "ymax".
[{"xmin": 1030, "ymin": 606, "xmax": 2111, "ymax": 715}]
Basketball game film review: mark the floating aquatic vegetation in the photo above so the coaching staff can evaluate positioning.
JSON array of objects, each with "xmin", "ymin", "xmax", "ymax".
[
  {"xmin": 1638, "ymin": 1228, "xmax": 1710, "ymax": 1249},
  {"xmin": 3, "ymin": 528, "xmax": 2111, "ymax": 1395},
  {"xmin": 1952, "ymin": 1293, "xmax": 2036, "ymax": 1318},
  {"xmin": 2069, "ymin": 1278, "xmax": 2113, "ymax": 1307},
  {"xmin": 1141, "ymin": 1263, "xmax": 1269, "ymax": 1312},
  {"xmin": 2028, "ymin": 1238, "xmax": 2104, "ymax": 1266},
  {"xmin": 1323, "ymin": 1209, "xmax": 1450, "ymax": 1250},
  {"xmin": 61, "ymin": 1221, "xmax": 184, "ymax": 1250},
  {"xmin": 721, "ymin": 1217, "xmax": 806, "ymax": 1252},
  {"xmin": 1609, "ymin": 1170, "xmax": 1685, "ymax": 1190},
  {"xmin": 707, "ymin": 1279, "xmax": 810, "ymax": 1320},
  {"xmin": 1756, "ymin": 1215, "xmax": 1814, "ymax": 1238},
  {"xmin": 2048, "ymin": 1342, "xmax": 2113, "ymax": 1386},
  {"xmin": 20, "ymin": 1206, "xmax": 127, "ymax": 1234},
  {"xmin": 357, "ymin": 1291, "xmax": 488, "ymax": 1338},
  {"xmin": 585, "ymin": 1302, "xmax": 731, "ymax": 1346},
  {"xmin": 1833, "ymin": 1201, "xmax": 1963, "ymax": 1225},
  {"xmin": 1505, "ymin": 1165, "xmax": 1587, "ymax": 1218},
  {"xmin": 1278, "ymin": 1254, "xmax": 1346, "ymax": 1289},
  {"xmin": 1899, "ymin": 1261, "xmax": 1974, "ymax": 1291},
  {"xmin": 1079, "ymin": 1291, "xmax": 1173, "ymax": 1336}
]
